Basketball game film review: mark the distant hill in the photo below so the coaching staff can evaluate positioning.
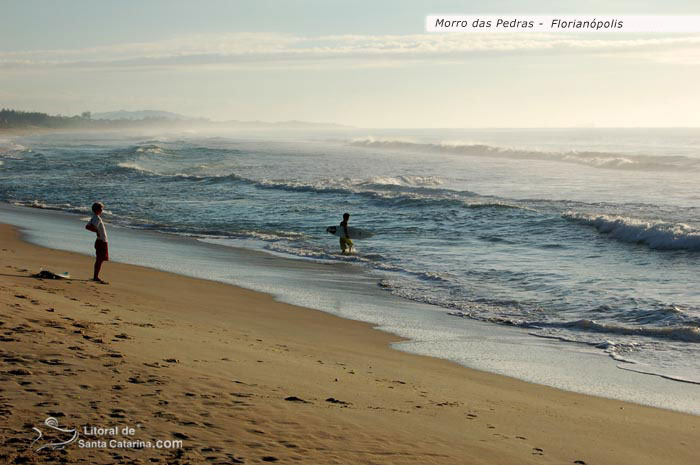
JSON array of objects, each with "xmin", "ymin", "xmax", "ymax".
[
  {"xmin": 0, "ymin": 108, "xmax": 352, "ymax": 131},
  {"xmin": 91, "ymin": 110, "xmax": 198, "ymax": 121},
  {"xmin": 220, "ymin": 119, "xmax": 351, "ymax": 129}
]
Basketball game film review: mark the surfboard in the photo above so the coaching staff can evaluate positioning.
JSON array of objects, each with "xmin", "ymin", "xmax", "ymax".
[
  {"xmin": 35, "ymin": 270, "xmax": 71, "ymax": 280},
  {"xmin": 326, "ymin": 225, "xmax": 375, "ymax": 240}
]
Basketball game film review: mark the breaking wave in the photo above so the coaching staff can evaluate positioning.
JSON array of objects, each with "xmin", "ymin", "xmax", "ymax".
[
  {"xmin": 112, "ymin": 162, "xmax": 529, "ymax": 211},
  {"xmin": 349, "ymin": 138, "xmax": 700, "ymax": 171},
  {"xmin": 446, "ymin": 310, "xmax": 700, "ymax": 343},
  {"xmin": 10, "ymin": 200, "xmax": 111, "ymax": 215},
  {"xmin": 135, "ymin": 144, "xmax": 166, "ymax": 154},
  {"xmin": 0, "ymin": 142, "xmax": 31, "ymax": 157},
  {"xmin": 550, "ymin": 319, "xmax": 700, "ymax": 343},
  {"xmin": 357, "ymin": 175, "xmax": 443, "ymax": 187},
  {"xmin": 563, "ymin": 212, "xmax": 700, "ymax": 251}
]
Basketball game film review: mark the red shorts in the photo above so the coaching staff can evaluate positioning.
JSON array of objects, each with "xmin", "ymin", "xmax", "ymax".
[{"xmin": 95, "ymin": 239, "xmax": 109, "ymax": 261}]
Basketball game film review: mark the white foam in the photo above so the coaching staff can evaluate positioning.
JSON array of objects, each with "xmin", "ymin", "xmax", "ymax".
[
  {"xmin": 195, "ymin": 229, "xmax": 306, "ymax": 244},
  {"xmin": 349, "ymin": 138, "xmax": 700, "ymax": 171},
  {"xmin": 136, "ymin": 146, "xmax": 164, "ymax": 154},
  {"xmin": 0, "ymin": 141, "xmax": 31, "ymax": 157},
  {"xmin": 116, "ymin": 161, "xmax": 190, "ymax": 179},
  {"xmin": 359, "ymin": 175, "xmax": 443, "ymax": 187},
  {"xmin": 10, "ymin": 200, "xmax": 110, "ymax": 215},
  {"xmin": 560, "ymin": 318, "xmax": 700, "ymax": 343},
  {"xmin": 563, "ymin": 211, "xmax": 700, "ymax": 250},
  {"xmin": 616, "ymin": 365, "xmax": 700, "ymax": 386},
  {"xmin": 117, "ymin": 161, "xmax": 149, "ymax": 172}
]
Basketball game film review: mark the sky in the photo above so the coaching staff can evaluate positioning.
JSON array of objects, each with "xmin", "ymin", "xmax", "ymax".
[{"xmin": 2, "ymin": 0, "xmax": 700, "ymax": 128}]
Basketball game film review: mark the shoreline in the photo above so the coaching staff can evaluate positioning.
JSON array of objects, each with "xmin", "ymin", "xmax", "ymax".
[
  {"xmin": 3, "ymin": 201, "xmax": 700, "ymax": 416},
  {"xmin": 1, "ymin": 222, "xmax": 699, "ymax": 464}
]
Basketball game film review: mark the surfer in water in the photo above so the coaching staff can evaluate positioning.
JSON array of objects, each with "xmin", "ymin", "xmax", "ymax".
[{"xmin": 340, "ymin": 212, "xmax": 354, "ymax": 255}]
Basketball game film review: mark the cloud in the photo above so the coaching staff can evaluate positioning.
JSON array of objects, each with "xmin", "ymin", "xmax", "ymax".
[
  {"xmin": 2, "ymin": 32, "xmax": 700, "ymax": 70},
  {"xmin": 606, "ymin": 44, "xmax": 700, "ymax": 65}
]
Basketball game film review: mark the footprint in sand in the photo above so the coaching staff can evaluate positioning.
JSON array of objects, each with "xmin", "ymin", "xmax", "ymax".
[
  {"xmin": 110, "ymin": 408, "xmax": 126, "ymax": 419},
  {"xmin": 2, "ymin": 355, "xmax": 27, "ymax": 364},
  {"xmin": 226, "ymin": 455, "xmax": 245, "ymax": 463},
  {"xmin": 325, "ymin": 397, "xmax": 351, "ymax": 406},
  {"xmin": 44, "ymin": 321, "xmax": 66, "ymax": 329},
  {"xmin": 34, "ymin": 401, "xmax": 58, "ymax": 407},
  {"xmin": 6, "ymin": 368, "xmax": 32, "ymax": 376},
  {"xmin": 11, "ymin": 324, "xmax": 36, "ymax": 334},
  {"xmin": 128, "ymin": 375, "xmax": 163, "ymax": 385}
]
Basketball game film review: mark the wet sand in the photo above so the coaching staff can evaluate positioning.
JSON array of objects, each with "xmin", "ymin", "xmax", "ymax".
[{"xmin": 0, "ymin": 223, "xmax": 698, "ymax": 464}]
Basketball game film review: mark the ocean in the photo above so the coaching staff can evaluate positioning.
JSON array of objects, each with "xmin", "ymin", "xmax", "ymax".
[{"xmin": 1, "ymin": 128, "xmax": 699, "ymax": 409}]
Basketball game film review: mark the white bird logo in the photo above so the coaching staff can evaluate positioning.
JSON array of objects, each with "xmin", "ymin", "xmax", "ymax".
[{"xmin": 31, "ymin": 417, "xmax": 79, "ymax": 452}]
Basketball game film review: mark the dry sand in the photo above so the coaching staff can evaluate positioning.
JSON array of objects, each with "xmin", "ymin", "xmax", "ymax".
[{"xmin": 0, "ymin": 223, "xmax": 698, "ymax": 464}]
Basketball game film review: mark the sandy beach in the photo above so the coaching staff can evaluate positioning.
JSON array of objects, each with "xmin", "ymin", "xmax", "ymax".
[{"xmin": 0, "ymin": 222, "xmax": 698, "ymax": 465}]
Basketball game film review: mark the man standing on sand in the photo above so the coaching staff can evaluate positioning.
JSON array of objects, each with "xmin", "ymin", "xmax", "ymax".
[
  {"xmin": 85, "ymin": 202, "xmax": 109, "ymax": 283},
  {"xmin": 339, "ymin": 212, "xmax": 353, "ymax": 255}
]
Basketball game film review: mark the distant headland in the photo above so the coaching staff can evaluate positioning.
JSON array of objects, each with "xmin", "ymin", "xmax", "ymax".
[{"xmin": 0, "ymin": 108, "xmax": 352, "ymax": 133}]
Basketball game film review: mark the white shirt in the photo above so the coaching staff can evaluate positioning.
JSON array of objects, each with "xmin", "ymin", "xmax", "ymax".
[{"xmin": 89, "ymin": 214, "xmax": 108, "ymax": 242}]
